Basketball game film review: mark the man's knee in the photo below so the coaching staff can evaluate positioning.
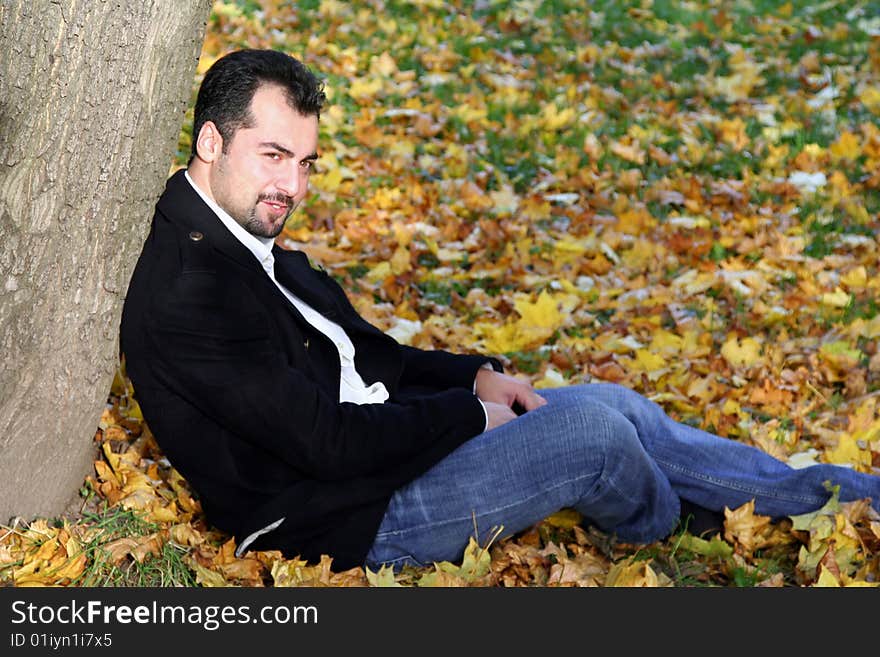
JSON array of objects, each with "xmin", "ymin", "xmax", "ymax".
[{"xmin": 543, "ymin": 397, "xmax": 641, "ymax": 465}]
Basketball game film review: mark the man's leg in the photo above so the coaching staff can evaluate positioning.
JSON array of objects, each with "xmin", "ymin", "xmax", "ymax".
[
  {"xmin": 366, "ymin": 383, "xmax": 880, "ymax": 569},
  {"xmin": 365, "ymin": 387, "xmax": 682, "ymax": 569},
  {"xmin": 565, "ymin": 383, "xmax": 880, "ymax": 517}
]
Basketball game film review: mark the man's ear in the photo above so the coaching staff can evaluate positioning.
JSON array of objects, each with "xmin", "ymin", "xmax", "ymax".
[{"xmin": 194, "ymin": 121, "xmax": 223, "ymax": 163}]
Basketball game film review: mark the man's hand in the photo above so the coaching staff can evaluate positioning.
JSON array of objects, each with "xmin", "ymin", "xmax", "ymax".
[
  {"xmin": 483, "ymin": 401, "xmax": 518, "ymax": 430},
  {"xmin": 475, "ymin": 368, "xmax": 548, "ymax": 416}
]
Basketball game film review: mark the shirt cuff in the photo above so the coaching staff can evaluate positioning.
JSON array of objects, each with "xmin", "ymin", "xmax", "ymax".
[{"xmin": 477, "ymin": 398, "xmax": 489, "ymax": 433}]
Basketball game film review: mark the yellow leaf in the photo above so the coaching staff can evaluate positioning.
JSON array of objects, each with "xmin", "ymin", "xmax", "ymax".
[
  {"xmin": 720, "ymin": 336, "xmax": 762, "ymax": 368},
  {"xmin": 514, "ymin": 290, "xmax": 566, "ymax": 329},
  {"xmin": 194, "ymin": 563, "xmax": 230, "ymax": 587},
  {"xmin": 313, "ymin": 166, "xmax": 343, "ymax": 192},
  {"xmin": 170, "ymin": 524, "xmax": 203, "ymax": 547},
  {"xmin": 417, "ymin": 536, "xmax": 494, "ymax": 586},
  {"xmin": 609, "ymin": 140, "xmax": 645, "ymax": 165},
  {"xmin": 534, "ymin": 367, "xmax": 567, "ymax": 389},
  {"xmin": 390, "ymin": 245, "xmax": 411, "ymax": 275},
  {"xmin": 723, "ymin": 500, "xmax": 772, "ymax": 554},
  {"xmin": 369, "ymin": 51, "xmax": 398, "ymax": 77},
  {"xmin": 218, "ymin": 557, "xmax": 265, "ymax": 585},
  {"xmin": 474, "ymin": 321, "xmax": 529, "ymax": 354},
  {"xmin": 542, "ymin": 103, "xmax": 575, "ymax": 130},
  {"xmin": 605, "ymin": 557, "xmax": 660, "ymax": 587},
  {"xmin": 829, "ymin": 131, "xmax": 861, "ymax": 162},
  {"xmin": 717, "ymin": 118, "xmax": 750, "ymax": 151},
  {"xmin": 553, "ymin": 238, "xmax": 588, "ymax": 256},
  {"xmin": 453, "ymin": 104, "xmax": 488, "ymax": 124},
  {"xmin": 842, "ymin": 579, "xmax": 880, "ymax": 587},
  {"xmin": 347, "ymin": 75, "xmax": 383, "ymax": 101},
  {"xmin": 649, "ymin": 329, "xmax": 683, "ymax": 353},
  {"xmin": 814, "ymin": 567, "xmax": 840, "ymax": 587},
  {"xmin": 148, "ymin": 503, "xmax": 179, "ymax": 523},
  {"xmin": 366, "ymin": 261, "xmax": 391, "ymax": 282},
  {"xmin": 365, "ymin": 564, "xmax": 402, "ymax": 587},
  {"xmin": 819, "ymin": 341, "xmax": 862, "ymax": 370},
  {"xmin": 826, "ymin": 433, "xmax": 873, "ymax": 470},
  {"xmin": 632, "ymin": 349, "xmax": 666, "ymax": 373},
  {"xmin": 721, "ymin": 398, "xmax": 744, "ymax": 417},
  {"xmin": 821, "ymin": 288, "xmax": 851, "ymax": 307},
  {"xmin": 859, "ymin": 86, "xmax": 880, "ymax": 114},
  {"xmin": 841, "ymin": 266, "xmax": 868, "ymax": 290},
  {"xmin": 544, "ymin": 508, "xmax": 583, "ymax": 529},
  {"xmin": 583, "ymin": 132, "xmax": 602, "ymax": 160}
]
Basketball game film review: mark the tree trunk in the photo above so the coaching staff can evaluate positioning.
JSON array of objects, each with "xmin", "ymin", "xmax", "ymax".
[{"xmin": 0, "ymin": 0, "xmax": 213, "ymax": 521}]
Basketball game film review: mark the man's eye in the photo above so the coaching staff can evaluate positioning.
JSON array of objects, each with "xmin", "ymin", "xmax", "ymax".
[
  {"xmin": 300, "ymin": 160, "xmax": 313, "ymax": 170},
  {"xmin": 266, "ymin": 153, "xmax": 281, "ymax": 160}
]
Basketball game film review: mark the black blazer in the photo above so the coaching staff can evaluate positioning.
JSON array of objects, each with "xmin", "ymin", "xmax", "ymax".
[{"xmin": 120, "ymin": 170, "xmax": 500, "ymax": 569}]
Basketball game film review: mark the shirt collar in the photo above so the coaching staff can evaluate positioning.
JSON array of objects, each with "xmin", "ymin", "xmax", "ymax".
[{"xmin": 184, "ymin": 169, "xmax": 275, "ymax": 270}]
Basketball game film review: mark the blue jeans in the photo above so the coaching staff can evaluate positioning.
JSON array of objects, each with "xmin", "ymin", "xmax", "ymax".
[{"xmin": 365, "ymin": 383, "xmax": 880, "ymax": 569}]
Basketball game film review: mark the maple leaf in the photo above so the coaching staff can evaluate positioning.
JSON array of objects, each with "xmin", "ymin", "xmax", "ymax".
[
  {"xmin": 723, "ymin": 501, "xmax": 774, "ymax": 555},
  {"xmin": 675, "ymin": 533, "xmax": 733, "ymax": 559},
  {"xmin": 720, "ymin": 336, "xmax": 762, "ymax": 368},
  {"xmin": 194, "ymin": 563, "xmax": 229, "ymax": 587},
  {"xmin": 365, "ymin": 564, "xmax": 402, "ymax": 587},
  {"xmin": 826, "ymin": 433, "xmax": 874, "ymax": 471},
  {"xmin": 791, "ymin": 483, "xmax": 866, "ymax": 581},
  {"xmin": 604, "ymin": 556, "xmax": 668, "ymax": 587},
  {"xmin": 546, "ymin": 549, "xmax": 607, "ymax": 587},
  {"xmin": 829, "ymin": 131, "xmax": 861, "ymax": 162},
  {"xmin": 417, "ymin": 536, "xmax": 495, "ymax": 587}
]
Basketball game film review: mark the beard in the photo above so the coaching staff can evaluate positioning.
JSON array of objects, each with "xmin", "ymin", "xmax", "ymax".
[{"xmin": 239, "ymin": 193, "xmax": 297, "ymax": 238}]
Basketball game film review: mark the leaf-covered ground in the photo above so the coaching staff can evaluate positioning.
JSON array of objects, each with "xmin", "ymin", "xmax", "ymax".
[{"xmin": 3, "ymin": 0, "xmax": 880, "ymax": 587}]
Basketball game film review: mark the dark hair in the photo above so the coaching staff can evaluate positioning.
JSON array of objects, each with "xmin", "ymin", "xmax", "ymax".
[{"xmin": 190, "ymin": 49, "xmax": 326, "ymax": 160}]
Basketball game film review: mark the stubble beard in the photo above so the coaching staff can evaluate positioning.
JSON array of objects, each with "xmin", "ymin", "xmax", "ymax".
[{"xmin": 241, "ymin": 196, "xmax": 297, "ymax": 239}]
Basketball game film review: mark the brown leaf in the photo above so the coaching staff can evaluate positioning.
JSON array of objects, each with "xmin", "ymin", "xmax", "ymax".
[
  {"xmin": 103, "ymin": 533, "xmax": 163, "ymax": 565},
  {"xmin": 589, "ymin": 360, "xmax": 628, "ymax": 383},
  {"xmin": 723, "ymin": 500, "xmax": 773, "ymax": 555},
  {"xmin": 756, "ymin": 572, "xmax": 785, "ymax": 587},
  {"xmin": 218, "ymin": 557, "xmax": 266, "ymax": 586}
]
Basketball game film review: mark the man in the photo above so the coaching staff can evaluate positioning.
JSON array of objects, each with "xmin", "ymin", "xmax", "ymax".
[{"xmin": 121, "ymin": 49, "xmax": 880, "ymax": 572}]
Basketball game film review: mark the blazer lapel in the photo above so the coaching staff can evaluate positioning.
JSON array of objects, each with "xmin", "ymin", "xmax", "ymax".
[
  {"xmin": 272, "ymin": 247, "xmax": 341, "ymax": 320},
  {"xmin": 157, "ymin": 169, "xmax": 264, "ymax": 276},
  {"xmin": 158, "ymin": 169, "xmax": 343, "ymax": 327}
]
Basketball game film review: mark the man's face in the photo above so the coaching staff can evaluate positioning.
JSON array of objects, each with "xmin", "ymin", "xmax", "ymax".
[{"xmin": 210, "ymin": 84, "xmax": 319, "ymax": 239}]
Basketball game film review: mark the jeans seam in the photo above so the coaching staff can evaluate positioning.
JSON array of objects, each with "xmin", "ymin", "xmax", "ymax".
[
  {"xmin": 654, "ymin": 456, "xmax": 830, "ymax": 506},
  {"xmin": 368, "ymin": 553, "xmax": 423, "ymax": 568},
  {"xmin": 373, "ymin": 468, "xmax": 602, "ymax": 540}
]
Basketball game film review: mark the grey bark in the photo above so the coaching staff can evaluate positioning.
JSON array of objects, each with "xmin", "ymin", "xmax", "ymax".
[{"xmin": 0, "ymin": 0, "xmax": 213, "ymax": 521}]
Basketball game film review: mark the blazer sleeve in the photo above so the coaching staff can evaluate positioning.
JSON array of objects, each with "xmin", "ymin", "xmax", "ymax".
[
  {"xmin": 397, "ymin": 344, "xmax": 503, "ymax": 391},
  {"xmin": 145, "ymin": 271, "xmax": 487, "ymax": 482}
]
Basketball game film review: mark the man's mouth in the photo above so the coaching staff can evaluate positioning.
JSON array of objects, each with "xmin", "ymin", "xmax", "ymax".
[{"xmin": 260, "ymin": 198, "xmax": 291, "ymax": 215}]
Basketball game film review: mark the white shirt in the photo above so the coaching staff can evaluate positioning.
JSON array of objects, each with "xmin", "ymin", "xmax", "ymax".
[{"xmin": 185, "ymin": 171, "xmax": 389, "ymax": 405}]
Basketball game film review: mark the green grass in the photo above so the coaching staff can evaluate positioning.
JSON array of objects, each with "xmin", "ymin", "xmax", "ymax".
[{"xmin": 72, "ymin": 503, "xmax": 197, "ymax": 587}]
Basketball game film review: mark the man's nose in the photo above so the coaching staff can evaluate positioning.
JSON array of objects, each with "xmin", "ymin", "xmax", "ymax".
[{"xmin": 275, "ymin": 162, "xmax": 300, "ymax": 197}]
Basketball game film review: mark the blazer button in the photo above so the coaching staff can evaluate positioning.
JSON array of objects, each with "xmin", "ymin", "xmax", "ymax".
[{"xmin": 188, "ymin": 231, "xmax": 204, "ymax": 242}]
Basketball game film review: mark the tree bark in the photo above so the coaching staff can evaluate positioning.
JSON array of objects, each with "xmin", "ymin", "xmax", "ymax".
[{"xmin": 0, "ymin": 0, "xmax": 213, "ymax": 521}]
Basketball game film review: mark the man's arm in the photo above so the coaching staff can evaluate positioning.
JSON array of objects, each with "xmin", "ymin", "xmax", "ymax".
[
  {"xmin": 397, "ymin": 343, "xmax": 502, "ymax": 391},
  {"xmin": 398, "ymin": 342, "xmax": 546, "ymax": 431}
]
